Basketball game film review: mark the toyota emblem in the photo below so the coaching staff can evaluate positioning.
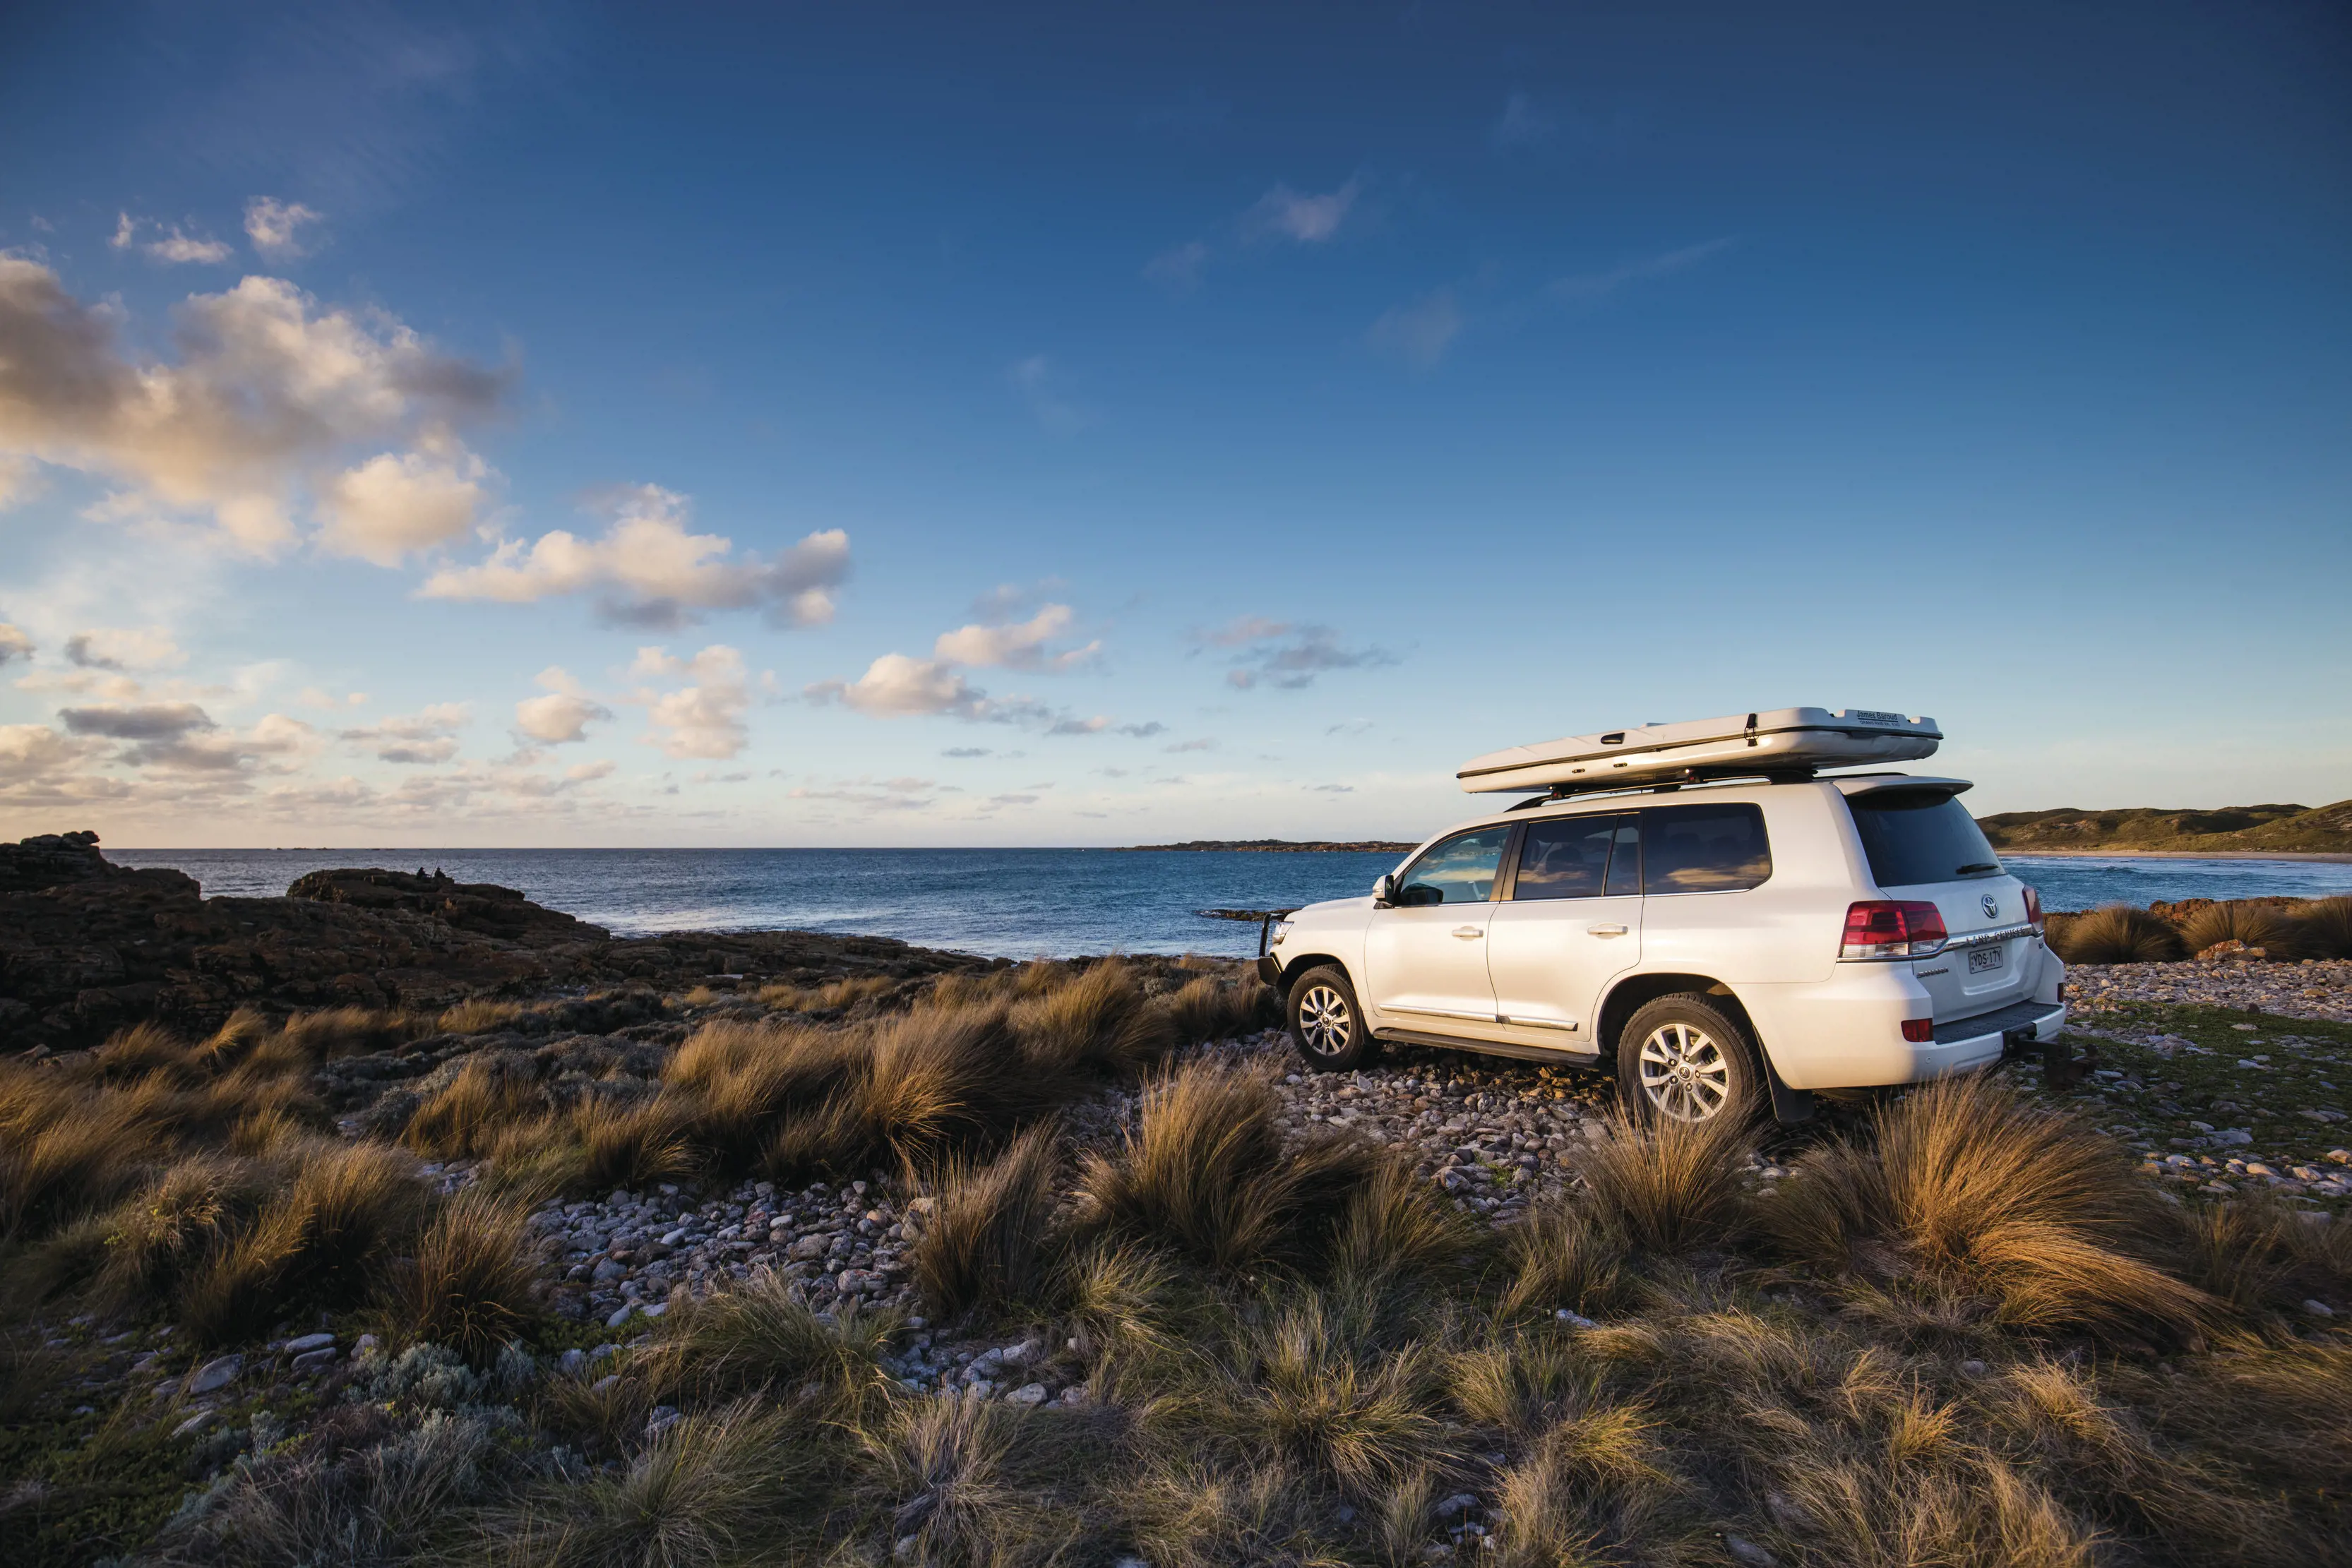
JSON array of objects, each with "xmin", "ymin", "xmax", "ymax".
[{"xmin": 1981, "ymin": 894, "xmax": 1999, "ymax": 919}]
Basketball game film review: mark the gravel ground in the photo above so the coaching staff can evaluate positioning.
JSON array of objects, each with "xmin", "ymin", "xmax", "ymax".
[{"xmin": 2067, "ymin": 956, "xmax": 2352, "ymax": 1022}]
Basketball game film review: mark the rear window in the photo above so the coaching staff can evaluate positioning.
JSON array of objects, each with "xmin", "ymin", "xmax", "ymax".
[
  {"xmin": 1640, "ymin": 803, "xmax": 1772, "ymax": 893},
  {"xmin": 1846, "ymin": 790, "xmax": 2002, "ymax": 887}
]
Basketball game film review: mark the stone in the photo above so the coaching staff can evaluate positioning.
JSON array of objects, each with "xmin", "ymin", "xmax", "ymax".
[
  {"xmin": 1004, "ymin": 1382, "xmax": 1049, "ymax": 1407},
  {"xmin": 645, "ymin": 1406, "xmax": 683, "ymax": 1439},
  {"xmin": 1554, "ymin": 1309, "xmax": 1599, "ymax": 1330},
  {"xmin": 283, "ymin": 1332, "xmax": 336, "ymax": 1354},
  {"xmin": 172, "ymin": 1411, "xmax": 215, "ymax": 1439},
  {"xmin": 1725, "ymin": 1537, "xmax": 1777, "ymax": 1568},
  {"xmin": 2303, "ymin": 1300, "xmax": 2335, "ymax": 1318},
  {"xmin": 607, "ymin": 1305, "xmax": 638, "ymax": 1329},
  {"xmin": 292, "ymin": 1348, "xmax": 338, "ymax": 1375},
  {"xmin": 189, "ymin": 1355, "xmax": 241, "ymax": 1394},
  {"xmin": 558, "ymin": 1348, "xmax": 587, "ymax": 1376}
]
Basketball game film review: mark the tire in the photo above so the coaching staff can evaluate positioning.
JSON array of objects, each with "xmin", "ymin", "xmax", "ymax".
[
  {"xmin": 1287, "ymin": 965, "xmax": 1377, "ymax": 1072},
  {"xmin": 1615, "ymin": 993, "xmax": 1765, "ymax": 1125}
]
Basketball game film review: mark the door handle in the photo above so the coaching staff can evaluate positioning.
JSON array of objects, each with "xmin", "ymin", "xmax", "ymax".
[
  {"xmin": 1452, "ymin": 926, "xmax": 1484, "ymax": 940},
  {"xmin": 1586, "ymin": 923, "xmax": 1629, "ymax": 937}
]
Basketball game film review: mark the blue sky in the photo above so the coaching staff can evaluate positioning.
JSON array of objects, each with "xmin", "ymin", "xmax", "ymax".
[{"xmin": 1, "ymin": 1, "xmax": 2346, "ymax": 847}]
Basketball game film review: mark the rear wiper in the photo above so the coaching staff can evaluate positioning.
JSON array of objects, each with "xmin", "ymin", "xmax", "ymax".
[{"xmin": 1956, "ymin": 862, "xmax": 2000, "ymax": 875}]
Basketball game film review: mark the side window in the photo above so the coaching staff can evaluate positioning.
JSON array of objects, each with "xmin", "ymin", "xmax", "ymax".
[
  {"xmin": 1603, "ymin": 817, "xmax": 1642, "ymax": 897},
  {"xmin": 1395, "ymin": 827, "xmax": 1512, "ymax": 906},
  {"xmin": 1641, "ymin": 803, "xmax": 1772, "ymax": 893},
  {"xmin": 1512, "ymin": 815, "xmax": 1621, "ymax": 901}
]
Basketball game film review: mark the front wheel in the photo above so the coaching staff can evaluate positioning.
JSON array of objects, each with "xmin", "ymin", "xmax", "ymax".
[
  {"xmin": 1288, "ymin": 966, "xmax": 1377, "ymax": 1072},
  {"xmin": 1615, "ymin": 993, "xmax": 1765, "ymax": 1125}
]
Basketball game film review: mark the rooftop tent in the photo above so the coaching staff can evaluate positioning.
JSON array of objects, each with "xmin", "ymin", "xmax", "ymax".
[{"xmin": 1456, "ymin": 707, "xmax": 1942, "ymax": 796}]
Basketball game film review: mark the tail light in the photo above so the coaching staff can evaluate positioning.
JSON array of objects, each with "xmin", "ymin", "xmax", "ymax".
[
  {"xmin": 1902, "ymin": 1018, "xmax": 1934, "ymax": 1043},
  {"xmin": 2022, "ymin": 885, "xmax": 2043, "ymax": 930},
  {"xmin": 1840, "ymin": 899, "xmax": 1949, "ymax": 959}
]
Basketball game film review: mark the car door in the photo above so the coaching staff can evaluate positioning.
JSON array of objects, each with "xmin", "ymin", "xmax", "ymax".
[
  {"xmin": 1485, "ymin": 811, "xmax": 1643, "ymax": 1053},
  {"xmin": 1362, "ymin": 825, "xmax": 1512, "ymax": 1036}
]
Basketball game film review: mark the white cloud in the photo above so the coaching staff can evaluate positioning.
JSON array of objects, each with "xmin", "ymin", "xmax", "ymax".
[
  {"xmin": 633, "ymin": 645, "xmax": 753, "ymax": 759},
  {"xmin": 808, "ymin": 653, "xmax": 986, "ymax": 720},
  {"xmin": 515, "ymin": 666, "xmax": 611, "ymax": 743},
  {"xmin": 57, "ymin": 702, "xmax": 317, "ymax": 773},
  {"xmin": 932, "ymin": 603, "xmax": 1099, "ymax": 671},
  {"xmin": 338, "ymin": 702, "xmax": 470, "ymax": 764},
  {"xmin": 62, "ymin": 626, "xmax": 186, "ymax": 671},
  {"xmin": 1368, "ymin": 289, "xmax": 1462, "ymax": 368},
  {"xmin": 422, "ymin": 486, "xmax": 849, "ymax": 628},
  {"xmin": 0, "ymin": 259, "xmax": 505, "ymax": 553},
  {"xmin": 566, "ymin": 758, "xmax": 616, "ymax": 783},
  {"xmin": 1210, "ymin": 623, "xmax": 1397, "ymax": 690},
  {"xmin": 244, "ymin": 197, "xmax": 323, "ymax": 258},
  {"xmin": 1248, "ymin": 178, "xmax": 1362, "ymax": 243},
  {"xmin": 318, "ymin": 437, "xmax": 490, "ymax": 564},
  {"xmin": 0, "ymin": 624, "xmax": 32, "ymax": 665},
  {"xmin": 0, "ymin": 722, "xmax": 97, "ymax": 782},
  {"xmin": 148, "ymin": 229, "xmax": 235, "ymax": 265}
]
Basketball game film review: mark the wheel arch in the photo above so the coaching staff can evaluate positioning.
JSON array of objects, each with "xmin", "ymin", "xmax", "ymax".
[
  {"xmin": 1596, "ymin": 971, "xmax": 1762, "ymax": 1063},
  {"xmin": 1275, "ymin": 952, "xmax": 1350, "ymax": 995}
]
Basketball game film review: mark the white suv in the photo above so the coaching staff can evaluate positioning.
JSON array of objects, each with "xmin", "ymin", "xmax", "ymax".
[{"xmin": 1256, "ymin": 774, "xmax": 2065, "ymax": 1123}]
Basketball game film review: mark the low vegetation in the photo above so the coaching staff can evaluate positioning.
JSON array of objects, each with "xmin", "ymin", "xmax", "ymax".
[
  {"xmin": 1979, "ymin": 799, "xmax": 2352, "ymax": 854},
  {"xmin": 2046, "ymin": 894, "xmax": 2352, "ymax": 963},
  {"xmin": 2, "ymin": 952, "xmax": 2346, "ymax": 1567}
]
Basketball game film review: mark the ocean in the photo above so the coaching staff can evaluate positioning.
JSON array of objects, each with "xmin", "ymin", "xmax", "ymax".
[{"xmin": 103, "ymin": 846, "xmax": 2352, "ymax": 960}]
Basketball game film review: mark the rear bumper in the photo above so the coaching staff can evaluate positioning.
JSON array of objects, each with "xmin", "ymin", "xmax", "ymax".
[{"xmin": 1734, "ymin": 962, "xmax": 2067, "ymax": 1090}]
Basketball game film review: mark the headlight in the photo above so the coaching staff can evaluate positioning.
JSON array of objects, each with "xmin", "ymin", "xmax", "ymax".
[{"xmin": 1268, "ymin": 918, "xmax": 1294, "ymax": 945}]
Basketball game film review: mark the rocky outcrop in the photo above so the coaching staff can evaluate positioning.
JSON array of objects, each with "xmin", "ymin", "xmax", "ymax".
[
  {"xmin": 0, "ymin": 832, "xmax": 981, "ymax": 1050},
  {"xmin": 286, "ymin": 867, "xmax": 609, "ymax": 945}
]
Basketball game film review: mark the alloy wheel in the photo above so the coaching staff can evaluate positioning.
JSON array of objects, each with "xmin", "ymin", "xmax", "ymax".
[
  {"xmin": 1636, "ymin": 1020, "xmax": 1731, "ymax": 1122},
  {"xmin": 1296, "ymin": 983, "xmax": 1354, "ymax": 1057}
]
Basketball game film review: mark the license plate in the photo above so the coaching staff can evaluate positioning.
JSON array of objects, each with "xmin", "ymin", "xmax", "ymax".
[{"xmin": 1968, "ymin": 946, "xmax": 2004, "ymax": 974}]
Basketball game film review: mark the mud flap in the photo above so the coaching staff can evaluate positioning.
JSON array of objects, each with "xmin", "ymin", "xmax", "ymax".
[{"xmin": 1762, "ymin": 1053, "xmax": 1814, "ymax": 1124}]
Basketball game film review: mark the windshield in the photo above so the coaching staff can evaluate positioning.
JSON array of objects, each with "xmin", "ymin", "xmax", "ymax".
[{"xmin": 1846, "ymin": 790, "xmax": 2002, "ymax": 887}]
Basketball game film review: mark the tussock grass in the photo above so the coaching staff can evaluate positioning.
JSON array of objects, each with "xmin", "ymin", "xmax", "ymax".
[
  {"xmin": 376, "ymin": 1190, "xmax": 543, "ymax": 1360},
  {"xmin": 2294, "ymin": 894, "xmax": 2352, "ymax": 959},
  {"xmin": 1760, "ymin": 1073, "xmax": 2209, "ymax": 1343},
  {"xmin": 912, "ymin": 1121, "xmax": 1063, "ymax": 1322},
  {"xmin": 756, "ymin": 974, "xmax": 897, "ymax": 1013},
  {"xmin": 642, "ymin": 1269, "xmax": 892, "ymax": 1408},
  {"xmin": 1573, "ymin": 1108, "xmax": 1753, "ymax": 1253},
  {"xmin": 2180, "ymin": 899, "xmax": 2303, "ymax": 957},
  {"xmin": 509, "ymin": 1402, "xmax": 820, "ymax": 1568},
  {"xmin": 2046, "ymin": 903, "xmax": 2186, "ymax": 964},
  {"xmin": 403, "ymin": 1053, "xmax": 545, "ymax": 1159}
]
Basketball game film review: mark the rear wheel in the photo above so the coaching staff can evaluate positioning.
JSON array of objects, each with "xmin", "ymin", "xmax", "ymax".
[
  {"xmin": 1288, "ymin": 965, "xmax": 1377, "ymax": 1072},
  {"xmin": 1615, "ymin": 993, "xmax": 1765, "ymax": 1125}
]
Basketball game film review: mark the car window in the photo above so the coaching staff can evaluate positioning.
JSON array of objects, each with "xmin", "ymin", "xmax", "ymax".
[
  {"xmin": 1845, "ymin": 790, "xmax": 2001, "ymax": 886},
  {"xmin": 1395, "ymin": 827, "xmax": 1511, "ymax": 905},
  {"xmin": 1512, "ymin": 815, "xmax": 1622, "ymax": 900},
  {"xmin": 1641, "ymin": 803, "xmax": 1771, "ymax": 893},
  {"xmin": 1603, "ymin": 817, "xmax": 1642, "ymax": 897}
]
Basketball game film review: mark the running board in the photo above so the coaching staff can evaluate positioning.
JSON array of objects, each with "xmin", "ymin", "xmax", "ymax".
[{"xmin": 1373, "ymin": 1027, "xmax": 1602, "ymax": 1066}]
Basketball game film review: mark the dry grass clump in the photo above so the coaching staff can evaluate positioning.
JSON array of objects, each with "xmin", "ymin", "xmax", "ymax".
[
  {"xmin": 507, "ymin": 1402, "xmax": 823, "ymax": 1568},
  {"xmin": 756, "ymin": 974, "xmax": 897, "ymax": 1013},
  {"xmin": 2045, "ymin": 904, "xmax": 2185, "ymax": 964},
  {"xmin": 2293, "ymin": 894, "xmax": 2352, "ymax": 959},
  {"xmin": 1761, "ymin": 1074, "xmax": 2209, "ymax": 1343},
  {"xmin": 912, "ymin": 1122, "xmax": 1063, "ymax": 1322},
  {"xmin": 2179, "ymin": 899, "xmax": 2303, "ymax": 958},
  {"xmin": 403, "ymin": 1052, "xmax": 547, "ymax": 1159},
  {"xmin": 375, "ymin": 1190, "xmax": 543, "ymax": 1359},
  {"xmin": 1572, "ymin": 1108, "xmax": 1753, "ymax": 1254},
  {"xmin": 1010, "ymin": 957, "xmax": 1173, "ymax": 1077},
  {"xmin": 438, "ymin": 997, "xmax": 532, "ymax": 1034},
  {"xmin": 641, "ymin": 1269, "xmax": 893, "ymax": 1408},
  {"xmin": 1076, "ymin": 1058, "xmax": 1403, "ymax": 1277}
]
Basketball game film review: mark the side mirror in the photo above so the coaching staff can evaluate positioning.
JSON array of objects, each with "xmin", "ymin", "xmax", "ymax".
[{"xmin": 1373, "ymin": 873, "xmax": 1396, "ymax": 906}]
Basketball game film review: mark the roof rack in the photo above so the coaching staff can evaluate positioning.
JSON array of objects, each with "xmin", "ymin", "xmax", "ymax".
[{"xmin": 1503, "ymin": 765, "xmax": 1821, "ymax": 810}]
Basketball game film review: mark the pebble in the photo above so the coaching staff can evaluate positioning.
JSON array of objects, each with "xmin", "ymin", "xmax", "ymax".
[
  {"xmin": 189, "ymin": 1355, "xmax": 241, "ymax": 1394},
  {"xmin": 291, "ymin": 1348, "xmax": 339, "ymax": 1375},
  {"xmin": 283, "ymin": 1332, "xmax": 336, "ymax": 1355}
]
